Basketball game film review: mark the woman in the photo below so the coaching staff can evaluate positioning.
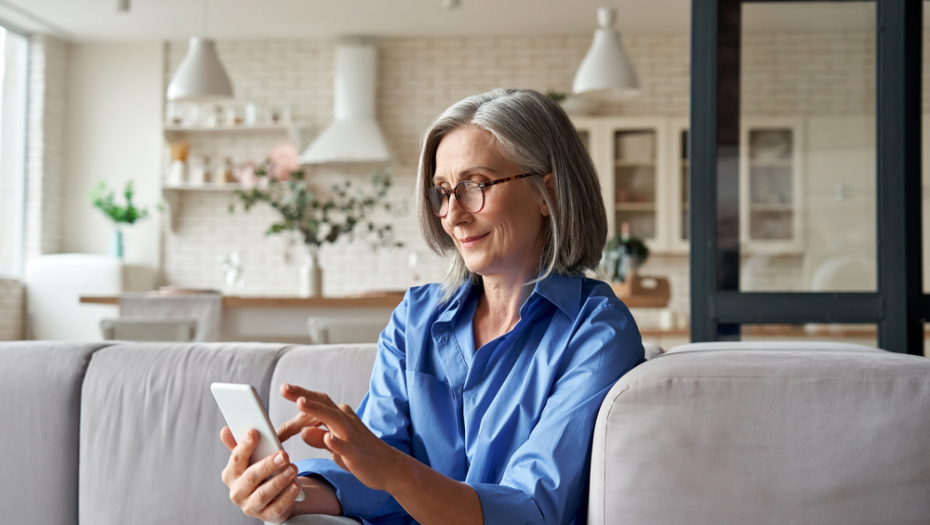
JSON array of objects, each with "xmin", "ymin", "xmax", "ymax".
[{"xmin": 220, "ymin": 88, "xmax": 644, "ymax": 525}]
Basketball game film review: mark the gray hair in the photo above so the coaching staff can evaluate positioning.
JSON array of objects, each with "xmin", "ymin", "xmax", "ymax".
[{"xmin": 416, "ymin": 88, "xmax": 607, "ymax": 300}]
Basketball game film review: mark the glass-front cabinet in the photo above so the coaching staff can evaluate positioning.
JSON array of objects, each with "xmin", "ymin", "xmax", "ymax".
[
  {"xmin": 573, "ymin": 117, "xmax": 669, "ymax": 250},
  {"xmin": 739, "ymin": 117, "xmax": 805, "ymax": 253},
  {"xmin": 573, "ymin": 116, "xmax": 804, "ymax": 254}
]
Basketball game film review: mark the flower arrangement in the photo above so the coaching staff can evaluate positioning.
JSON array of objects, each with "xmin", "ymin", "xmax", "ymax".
[
  {"xmin": 88, "ymin": 180, "xmax": 149, "ymax": 224},
  {"xmin": 229, "ymin": 144, "xmax": 403, "ymax": 253}
]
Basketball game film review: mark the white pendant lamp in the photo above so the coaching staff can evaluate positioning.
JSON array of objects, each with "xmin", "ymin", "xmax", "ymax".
[
  {"xmin": 573, "ymin": 7, "xmax": 640, "ymax": 100},
  {"xmin": 166, "ymin": 0, "xmax": 233, "ymax": 102}
]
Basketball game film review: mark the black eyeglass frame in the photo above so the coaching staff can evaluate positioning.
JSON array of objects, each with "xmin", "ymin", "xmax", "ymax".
[{"xmin": 427, "ymin": 172, "xmax": 542, "ymax": 217}]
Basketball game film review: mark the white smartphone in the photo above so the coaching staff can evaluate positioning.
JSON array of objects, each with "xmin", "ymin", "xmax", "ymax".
[{"xmin": 211, "ymin": 382, "xmax": 306, "ymax": 502}]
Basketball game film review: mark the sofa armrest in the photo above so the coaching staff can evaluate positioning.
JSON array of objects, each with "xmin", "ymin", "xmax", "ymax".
[{"xmin": 588, "ymin": 343, "xmax": 930, "ymax": 524}]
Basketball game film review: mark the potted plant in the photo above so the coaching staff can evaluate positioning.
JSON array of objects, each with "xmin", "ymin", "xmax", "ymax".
[
  {"xmin": 602, "ymin": 222, "xmax": 649, "ymax": 283},
  {"xmin": 88, "ymin": 180, "xmax": 150, "ymax": 259},
  {"xmin": 229, "ymin": 144, "xmax": 403, "ymax": 297}
]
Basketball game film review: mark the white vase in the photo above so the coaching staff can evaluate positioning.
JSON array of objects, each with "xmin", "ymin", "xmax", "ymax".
[{"xmin": 298, "ymin": 247, "xmax": 323, "ymax": 298}]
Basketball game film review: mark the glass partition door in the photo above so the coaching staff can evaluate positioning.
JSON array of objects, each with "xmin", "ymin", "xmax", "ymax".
[{"xmin": 689, "ymin": 0, "xmax": 923, "ymax": 355}]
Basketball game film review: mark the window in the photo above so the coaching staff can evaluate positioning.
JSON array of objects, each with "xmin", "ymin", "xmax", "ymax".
[{"xmin": 0, "ymin": 25, "xmax": 28, "ymax": 277}]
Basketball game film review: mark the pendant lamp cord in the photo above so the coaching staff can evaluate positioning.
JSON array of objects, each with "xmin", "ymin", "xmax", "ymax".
[{"xmin": 202, "ymin": 0, "xmax": 208, "ymax": 37}]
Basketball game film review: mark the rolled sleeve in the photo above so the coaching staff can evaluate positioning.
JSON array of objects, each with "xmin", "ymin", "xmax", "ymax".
[
  {"xmin": 295, "ymin": 458, "xmax": 395, "ymax": 518},
  {"xmin": 471, "ymin": 482, "xmax": 544, "ymax": 524}
]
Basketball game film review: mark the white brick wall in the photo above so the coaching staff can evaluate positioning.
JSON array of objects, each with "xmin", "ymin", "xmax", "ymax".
[
  {"xmin": 742, "ymin": 30, "xmax": 876, "ymax": 116},
  {"xmin": 0, "ymin": 279, "xmax": 24, "ymax": 340},
  {"xmin": 25, "ymin": 34, "xmax": 69, "ymax": 260},
  {"xmin": 161, "ymin": 34, "xmax": 693, "ymax": 297},
  {"xmin": 160, "ymin": 28, "xmax": 888, "ymax": 325}
]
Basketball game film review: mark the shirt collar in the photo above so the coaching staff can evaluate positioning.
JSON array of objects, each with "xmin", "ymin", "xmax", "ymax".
[
  {"xmin": 438, "ymin": 271, "xmax": 583, "ymax": 323},
  {"xmin": 529, "ymin": 271, "xmax": 583, "ymax": 321},
  {"xmin": 435, "ymin": 278, "xmax": 479, "ymax": 325}
]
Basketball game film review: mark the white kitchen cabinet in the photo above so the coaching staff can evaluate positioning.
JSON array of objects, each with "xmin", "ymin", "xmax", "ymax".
[
  {"xmin": 739, "ymin": 117, "xmax": 806, "ymax": 254},
  {"xmin": 575, "ymin": 116, "xmax": 806, "ymax": 255},
  {"xmin": 573, "ymin": 117, "xmax": 671, "ymax": 251}
]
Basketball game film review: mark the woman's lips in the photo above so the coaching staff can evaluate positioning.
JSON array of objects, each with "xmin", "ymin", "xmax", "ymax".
[{"xmin": 458, "ymin": 232, "xmax": 489, "ymax": 248}]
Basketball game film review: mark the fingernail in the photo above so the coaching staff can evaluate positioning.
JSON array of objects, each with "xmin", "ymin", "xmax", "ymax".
[
  {"xmin": 274, "ymin": 452, "xmax": 286, "ymax": 465},
  {"xmin": 288, "ymin": 465, "xmax": 297, "ymax": 476},
  {"xmin": 283, "ymin": 384, "xmax": 290, "ymax": 391},
  {"xmin": 289, "ymin": 483, "xmax": 299, "ymax": 493}
]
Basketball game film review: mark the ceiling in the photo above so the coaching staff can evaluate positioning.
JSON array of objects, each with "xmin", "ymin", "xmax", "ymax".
[{"xmin": 0, "ymin": 0, "xmax": 886, "ymax": 42}]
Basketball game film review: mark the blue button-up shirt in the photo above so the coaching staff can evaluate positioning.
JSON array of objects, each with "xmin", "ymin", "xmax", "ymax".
[{"xmin": 296, "ymin": 272, "xmax": 644, "ymax": 525}]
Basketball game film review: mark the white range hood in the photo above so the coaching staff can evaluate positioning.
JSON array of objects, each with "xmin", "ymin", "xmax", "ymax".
[{"xmin": 300, "ymin": 42, "xmax": 391, "ymax": 164}]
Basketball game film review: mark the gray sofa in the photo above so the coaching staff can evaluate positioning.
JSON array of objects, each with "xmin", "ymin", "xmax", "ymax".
[{"xmin": 1, "ymin": 339, "xmax": 928, "ymax": 525}]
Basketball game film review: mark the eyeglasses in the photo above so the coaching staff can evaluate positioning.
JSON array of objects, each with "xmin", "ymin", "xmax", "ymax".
[{"xmin": 427, "ymin": 173, "xmax": 541, "ymax": 218}]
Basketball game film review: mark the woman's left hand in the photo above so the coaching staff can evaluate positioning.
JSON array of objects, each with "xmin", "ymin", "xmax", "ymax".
[{"xmin": 279, "ymin": 383, "xmax": 404, "ymax": 492}]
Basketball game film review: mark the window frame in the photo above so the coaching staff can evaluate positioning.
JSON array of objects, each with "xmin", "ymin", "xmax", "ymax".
[{"xmin": 0, "ymin": 19, "xmax": 30, "ymax": 279}]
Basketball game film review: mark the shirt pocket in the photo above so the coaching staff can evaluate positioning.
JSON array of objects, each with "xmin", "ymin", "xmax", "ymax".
[{"xmin": 405, "ymin": 370, "xmax": 467, "ymax": 480}]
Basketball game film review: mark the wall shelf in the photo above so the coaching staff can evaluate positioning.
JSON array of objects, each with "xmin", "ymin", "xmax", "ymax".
[
  {"xmin": 161, "ymin": 122, "xmax": 309, "ymax": 232},
  {"xmin": 161, "ymin": 184, "xmax": 246, "ymax": 232},
  {"xmin": 164, "ymin": 123, "xmax": 301, "ymax": 133},
  {"xmin": 162, "ymin": 183, "xmax": 243, "ymax": 191}
]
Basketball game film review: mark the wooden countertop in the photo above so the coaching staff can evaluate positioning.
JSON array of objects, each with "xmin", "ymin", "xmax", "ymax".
[
  {"xmin": 80, "ymin": 294, "xmax": 404, "ymax": 308},
  {"xmin": 80, "ymin": 291, "xmax": 667, "ymax": 308}
]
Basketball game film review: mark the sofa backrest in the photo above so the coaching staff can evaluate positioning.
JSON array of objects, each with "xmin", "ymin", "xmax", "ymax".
[
  {"xmin": 0, "ymin": 341, "xmax": 108, "ymax": 525},
  {"xmin": 268, "ymin": 344, "xmax": 379, "ymax": 461},
  {"xmin": 588, "ymin": 342, "xmax": 930, "ymax": 525},
  {"xmin": 78, "ymin": 342, "xmax": 288, "ymax": 525}
]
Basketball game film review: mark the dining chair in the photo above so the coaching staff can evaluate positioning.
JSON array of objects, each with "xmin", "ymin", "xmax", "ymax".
[
  {"xmin": 306, "ymin": 317, "xmax": 387, "ymax": 345},
  {"xmin": 100, "ymin": 318, "xmax": 198, "ymax": 342}
]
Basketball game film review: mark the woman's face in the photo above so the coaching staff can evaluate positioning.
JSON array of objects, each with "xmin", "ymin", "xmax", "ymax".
[{"xmin": 433, "ymin": 126, "xmax": 550, "ymax": 280}]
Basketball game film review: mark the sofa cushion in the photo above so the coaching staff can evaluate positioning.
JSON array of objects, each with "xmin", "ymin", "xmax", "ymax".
[
  {"xmin": 643, "ymin": 341, "xmax": 663, "ymax": 360},
  {"xmin": 0, "ymin": 341, "xmax": 109, "ymax": 525},
  {"xmin": 268, "ymin": 344, "xmax": 378, "ymax": 461},
  {"xmin": 588, "ymin": 344, "xmax": 930, "ymax": 525},
  {"xmin": 79, "ymin": 342, "xmax": 288, "ymax": 525}
]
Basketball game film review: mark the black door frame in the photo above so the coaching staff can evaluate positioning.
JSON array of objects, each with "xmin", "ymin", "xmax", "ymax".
[{"xmin": 689, "ymin": 0, "xmax": 924, "ymax": 355}]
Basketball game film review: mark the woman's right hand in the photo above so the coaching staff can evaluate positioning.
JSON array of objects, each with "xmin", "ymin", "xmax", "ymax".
[{"xmin": 220, "ymin": 426, "xmax": 302, "ymax": 524}]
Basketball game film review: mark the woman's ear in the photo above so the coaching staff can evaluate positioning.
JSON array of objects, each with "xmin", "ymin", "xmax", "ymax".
[{"xmin": 540, "ymin": 173, "xmax": 555, "ymax": 216}]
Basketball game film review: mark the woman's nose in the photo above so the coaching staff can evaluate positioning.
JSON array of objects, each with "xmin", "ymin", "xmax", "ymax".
[{"xmin": 444, "ymin": 191, "xmax": 471, "ymax": 224}]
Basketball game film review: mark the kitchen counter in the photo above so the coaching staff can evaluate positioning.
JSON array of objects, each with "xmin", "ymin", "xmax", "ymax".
[
  {"xmin": 79, "ymin": 293, "xmax": 403, "ymax": 344},
  {"xmin": 79, "ymin": 294, "xmax": 403, "ymax": 309},
  {"xmin": 81, "ymin": 294, "xmax": 911, "ymax": 351}
]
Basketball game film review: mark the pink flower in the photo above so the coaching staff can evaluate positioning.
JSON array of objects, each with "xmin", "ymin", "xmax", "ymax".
[
  {"xmin": 267, "ymin": 143, "xmax": 300, "ymax": 182},
  {"xmin": 233, "ymin": 161, "xmax": 258, "ymax": 189}
]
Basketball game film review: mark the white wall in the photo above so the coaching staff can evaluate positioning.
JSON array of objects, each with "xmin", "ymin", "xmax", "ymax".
[{"xmin": 62, "ymin": 42, "xmax": 163, "ymax": 275}]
